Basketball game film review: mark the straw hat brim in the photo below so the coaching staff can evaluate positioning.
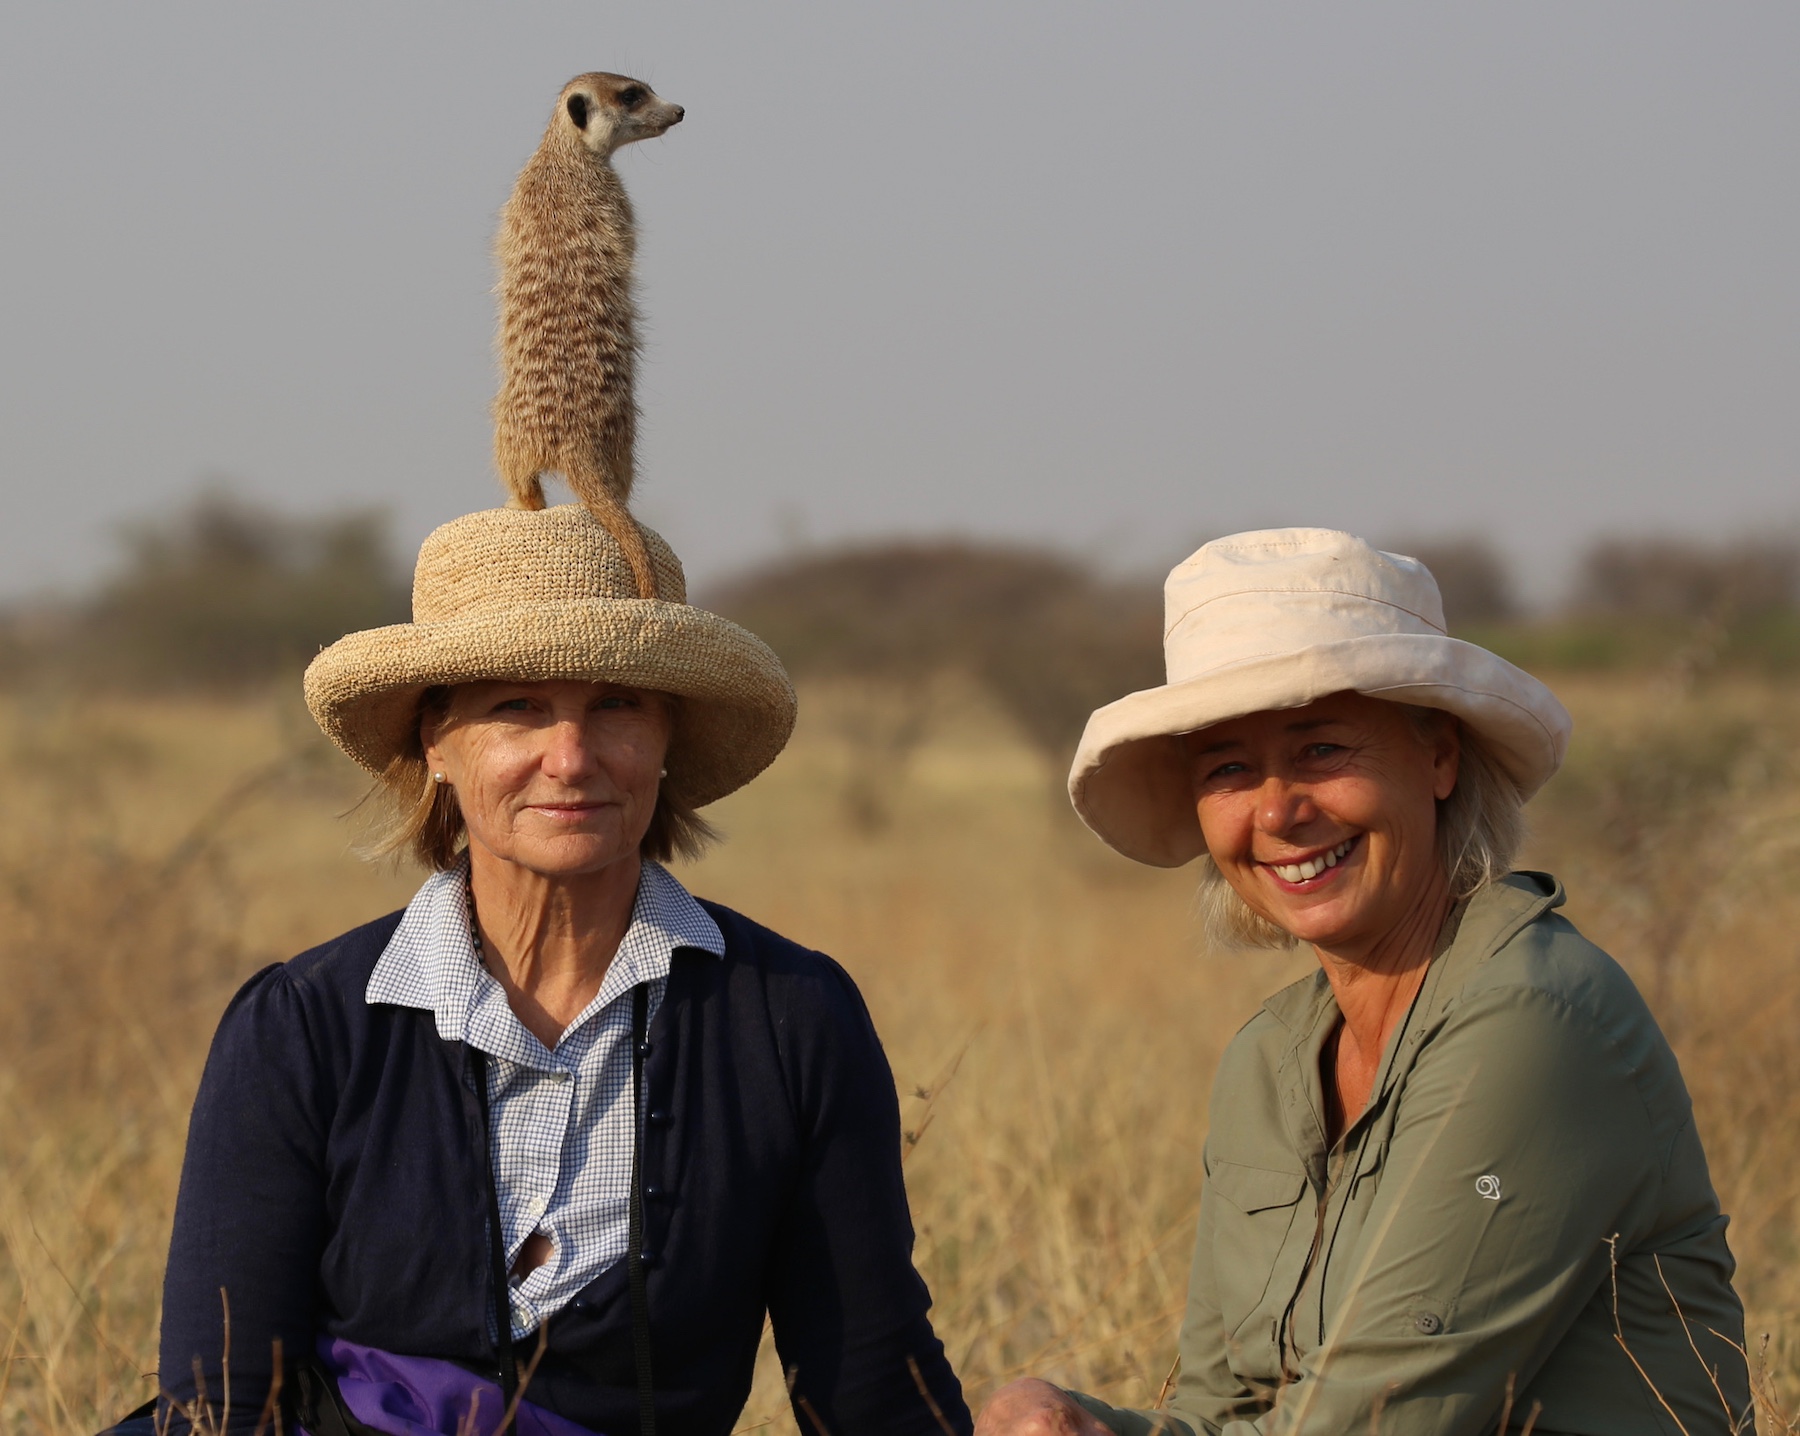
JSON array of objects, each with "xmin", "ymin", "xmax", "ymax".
[
  {"xmin": 1067, "ymin": 632, "xmax": 1571, "ymax": 868},
  {"xmin": 304, "ymin": 598, "xmax": 797, "ymax": 807}
]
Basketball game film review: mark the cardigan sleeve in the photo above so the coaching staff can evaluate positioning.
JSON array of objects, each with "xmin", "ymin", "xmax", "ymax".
[
  {"xmin": 764, "ymin": 957, "xmax": 973, "ymax": 1436},
  {"xmin": 158, "ymin": 963, "xmax": 334, "ymax": 1431}
]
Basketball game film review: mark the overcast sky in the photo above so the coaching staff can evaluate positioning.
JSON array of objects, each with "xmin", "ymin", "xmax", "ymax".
[{"xmin": 2, "ymin": 2, "xmax": 1796, "ymax": 605}]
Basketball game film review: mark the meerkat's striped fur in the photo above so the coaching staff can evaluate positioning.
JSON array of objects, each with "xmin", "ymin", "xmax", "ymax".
[{"xmin": 493, "ymin": 72, "xmax": 683, "ymax": 599}]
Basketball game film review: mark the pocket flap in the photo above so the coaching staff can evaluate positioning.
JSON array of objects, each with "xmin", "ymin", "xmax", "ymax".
[{"xmin": 1208, "ymin": 1161, "xmax": 1308, "ymax": 1214}]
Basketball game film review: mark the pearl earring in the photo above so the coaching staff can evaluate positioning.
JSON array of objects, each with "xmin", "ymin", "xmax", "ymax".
[
  {"xmin": 659, "ymin": 768, "xmax": 668, "ymax": 779},
  {"xmin": 432, "ymin": 772, "xmax": 446, "ymax": 785}
]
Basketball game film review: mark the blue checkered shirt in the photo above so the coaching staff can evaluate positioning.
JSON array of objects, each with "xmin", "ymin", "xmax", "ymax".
[{"xmin": 365, "ymin": 857, "xmax": 724, "ymax": 1338}]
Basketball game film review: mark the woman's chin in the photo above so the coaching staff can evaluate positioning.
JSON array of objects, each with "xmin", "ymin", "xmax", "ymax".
[
  {"xmin": 1260, "ymin": 887, "xmax": 1368, "ymax": 949},
  {"xmin": 481, "ymin": 833, "xmax": 640, "ymax": 880}
]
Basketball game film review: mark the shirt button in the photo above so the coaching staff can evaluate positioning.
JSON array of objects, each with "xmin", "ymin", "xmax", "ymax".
[{"xmin": 1414, "ymin": 1312, "xmax": 1443, "ymax": 1336}]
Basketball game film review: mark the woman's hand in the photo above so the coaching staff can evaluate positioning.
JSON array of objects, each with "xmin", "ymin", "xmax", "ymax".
[{"xmin": 975, "ymin": 1379, "xmax": 1114, "ymax": 1435}]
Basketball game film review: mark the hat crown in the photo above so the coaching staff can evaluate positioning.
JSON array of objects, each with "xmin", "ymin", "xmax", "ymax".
[
  {"xmin": 412, "ymin": 506, "xmax": 687, "ymax": 622},
  {"xmin": 1163, "ymin": 528, "xmax": 1446, "ymax": 684}
]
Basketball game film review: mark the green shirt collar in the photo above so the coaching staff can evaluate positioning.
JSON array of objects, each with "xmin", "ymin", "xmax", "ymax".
[{"xmin": 1260, "ymin": 871, "xmax": 1567, "ymax": 1167}]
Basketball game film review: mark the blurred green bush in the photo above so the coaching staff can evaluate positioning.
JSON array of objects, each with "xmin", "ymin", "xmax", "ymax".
[
  {"xmin": 3, "ymin": 495, "xmax": 1794, "ymax": 721},
  {"xmin": 709, "ymin": 540, "xmax": 1165, "ymax": 775},
  {"xmin": 1, "ymin": 489, "xmax": 409, "ymax": 690}
]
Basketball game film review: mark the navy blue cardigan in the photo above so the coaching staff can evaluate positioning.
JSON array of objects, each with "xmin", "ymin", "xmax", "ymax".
[{"xmin": 158, "ymin": 899, "xmax": 971, "ymax": 1435}]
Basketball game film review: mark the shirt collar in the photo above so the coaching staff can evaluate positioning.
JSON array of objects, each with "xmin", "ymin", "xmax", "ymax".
[
  {"xmin": 366, "ymin": 856, "xmax": 723, "ymax": 1056},
  {"xmin": 1263, "ymin": 870, "xmax": 1568, "ymax": 1164}
]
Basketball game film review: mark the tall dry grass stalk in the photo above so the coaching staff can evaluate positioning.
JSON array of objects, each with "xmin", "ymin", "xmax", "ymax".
[{"xmin": 1, "ymin": 676, "xmax": 1797, "ymax": 1432}]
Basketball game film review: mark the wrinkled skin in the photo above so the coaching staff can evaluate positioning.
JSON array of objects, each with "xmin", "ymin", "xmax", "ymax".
[
  {"xmin": 424, "ymin": 678, "xmax": 671, "ymax": 891},
  {"xmin": 1186, "ymin": 690, "xmax": 1458, "ymax": 966},
  {"xmin": 424, "ymin": 677, "xmax": 672, "ymax": 1279},
  {"xmin": 975, "ymin": 1380, "xmax": 1111, "ymax": 1436}
]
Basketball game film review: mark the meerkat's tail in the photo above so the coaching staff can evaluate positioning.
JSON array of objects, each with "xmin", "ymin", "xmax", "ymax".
[{"xmin": 561, "ymin": 455, "xmax": 660, "ymax": 600}]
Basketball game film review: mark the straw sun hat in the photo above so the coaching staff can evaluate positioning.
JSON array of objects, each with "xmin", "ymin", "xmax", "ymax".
[
  {"xmin": 304, "ymin": 505, "xmax": 796, "ymax": 806},
  {"xmin": 1068, "ymin": 528, "xmax": 1572, "ymax": 868}
]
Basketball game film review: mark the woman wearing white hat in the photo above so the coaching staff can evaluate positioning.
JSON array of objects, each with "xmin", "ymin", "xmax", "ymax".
[
  {"xmin": 977, "ymin": 530, "xmax": 1748, "ymax": 1434},
  {"xmin": 134, "ymin": 507, "xmax": 970, "ymax": 1436}
]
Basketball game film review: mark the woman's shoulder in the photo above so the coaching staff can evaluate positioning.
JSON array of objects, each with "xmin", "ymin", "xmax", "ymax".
[
  {"xmin": 692, "ymin": 900, "xmax": 900, "ymax": 1114},
  {"xmin": 211, "ymin": 909, "xmax": 409, "ymax": 1042},
  {"xmin": 190, "ymin": 910, "xmax": 410, "ymax": 1113},
  {"xmin": 1450, "ymin": 872, "xmax": 1657, "ymax": 1040},
  {"xmin": 698, "ymin": 899, "xmax": 858, "ymax": 985},
  {"xmin": 694, "ymin": 899, "xmax": 882, "ymax": 1035},
  {"xmin": 1427, "ymin": 873, "xmax": 1692, "ymax": 1122},
  {"xmin": 282, "ymin": 908, "xmax": 409, "ymax": 988}
]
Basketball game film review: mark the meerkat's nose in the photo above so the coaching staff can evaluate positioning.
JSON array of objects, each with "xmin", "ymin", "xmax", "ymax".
[{"xmin": 669, "ymin": 106, "xmax": 685, "ymax": 123}]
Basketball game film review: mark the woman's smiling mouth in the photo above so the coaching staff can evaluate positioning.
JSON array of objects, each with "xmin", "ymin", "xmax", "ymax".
[{"xmin": 1262, "ymin": 834, "xmax": 1360, "ymax": 887}]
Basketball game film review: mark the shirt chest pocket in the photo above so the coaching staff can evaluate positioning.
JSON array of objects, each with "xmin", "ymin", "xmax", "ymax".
[{"xmin": 1207, "ymin": 1161, "xmax": 1311, "ymax": 1342}]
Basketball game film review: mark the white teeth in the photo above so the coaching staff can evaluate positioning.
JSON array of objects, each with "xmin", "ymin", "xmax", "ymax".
[{"xmin": 1271, "ymin": 838, "xmax": 1355, "ymax": 884}]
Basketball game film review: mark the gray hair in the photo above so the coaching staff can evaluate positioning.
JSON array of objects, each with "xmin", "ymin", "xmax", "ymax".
[{"xmin": 1193, "ymin": 704, "xmax": 1526, "ymax": 950}]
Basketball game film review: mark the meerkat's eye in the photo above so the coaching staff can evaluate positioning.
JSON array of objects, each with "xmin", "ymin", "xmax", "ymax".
[
  {"xmin": 617, "ymin": 86, "xmax": 646, "ymax": 109},
  {"xmin": 566, "ymin": 93, "xmax": 591, "ymax": 129}
]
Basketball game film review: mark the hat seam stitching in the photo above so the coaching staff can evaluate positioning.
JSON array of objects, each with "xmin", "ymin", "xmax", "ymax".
[{"xmin": 1165, "ymin": 587, "xmax": 1448, "ymax": 640}]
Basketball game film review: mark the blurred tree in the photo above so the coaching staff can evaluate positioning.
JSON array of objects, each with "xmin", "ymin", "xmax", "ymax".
[
  {"xmin": 711, "ymin": 541, "xmax": 1163, "ymax": 823},
  {"xmin": 1386, "ymin": 537, "xmax": 1517, "ymax": 628},
  {"xmin": 76, "ymin": 487, "xmax": 409, "ymax": 688},
  {"xmin": 1576, "ymin": 537, "xmax": 1799, "ymax": 621}
]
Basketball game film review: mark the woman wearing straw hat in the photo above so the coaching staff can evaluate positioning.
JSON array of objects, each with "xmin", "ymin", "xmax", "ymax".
[
  {"xmin": 137, "ymin": 507, "xmax": 971, "ymax": 1436},
  {"xmin": 977, "ymin": 530, "xmax": 1749, "ymax": 1434}
]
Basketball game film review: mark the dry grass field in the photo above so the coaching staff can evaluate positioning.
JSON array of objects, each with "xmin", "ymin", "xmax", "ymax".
[{"xmin": 2, "ymin": 671, "xmax": 1798, "ymax": 1432}]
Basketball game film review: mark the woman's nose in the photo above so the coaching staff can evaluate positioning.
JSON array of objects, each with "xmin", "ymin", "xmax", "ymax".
[
  {"xmin": 1254, "ymin": 777, "xmax": 1314, "ymax": 833},
  {"xmin": 542, "ymin": 720, "xmax": 598, "ymax": 779}
]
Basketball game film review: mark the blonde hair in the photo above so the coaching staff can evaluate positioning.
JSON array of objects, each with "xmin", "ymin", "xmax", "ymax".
[
  {"xmin": 1193, "ymin": 704, "xmax": 1525, "ymax": 950},
  {"xmin": 360, "ymin": 685, "xmax": 718, "ymax": 870}
]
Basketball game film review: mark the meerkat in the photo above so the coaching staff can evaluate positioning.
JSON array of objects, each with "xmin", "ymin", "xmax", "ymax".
[{"xmin": 493, "ymin": 72, "xmax": 684, "ymax": 599}]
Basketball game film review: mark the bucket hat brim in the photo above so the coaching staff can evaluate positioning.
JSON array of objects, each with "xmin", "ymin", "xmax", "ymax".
[
  {"xmin": 1069, "ymin": 631, "xmax": 1570, "ymax": 868},
  {"xmin": 304, "ymin": 597, "xmax": 796, "ymax": 808}
]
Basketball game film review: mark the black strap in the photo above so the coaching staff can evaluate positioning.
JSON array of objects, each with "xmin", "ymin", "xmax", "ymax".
[
  {"xmin": 471, "ymin": 1050, "xmax": 520, "ymax": 1403},
  {"xmin": 627, "ymin": 983, "xmax": 657, "ymax": 1436}
]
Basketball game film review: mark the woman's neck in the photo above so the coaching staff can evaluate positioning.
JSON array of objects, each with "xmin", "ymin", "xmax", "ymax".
[
  {"xmin": 1313, "ymin": 872, "xmax": 1455, "ymax": 1138},
  {"xmin": 466, "ymin": 845, "xmax": 643, "ymax": 1049}
]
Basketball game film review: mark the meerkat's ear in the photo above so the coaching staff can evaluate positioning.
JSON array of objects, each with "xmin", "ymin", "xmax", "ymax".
[{"xmin": 566, "ymin": 93, "xmax": 591, "ymax": 130}]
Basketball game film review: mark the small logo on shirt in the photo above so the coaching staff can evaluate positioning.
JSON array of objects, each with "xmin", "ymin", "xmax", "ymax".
[{"xmin": 1475, "ymin": 1174, "xmax": 1502, "ymax": 1201}]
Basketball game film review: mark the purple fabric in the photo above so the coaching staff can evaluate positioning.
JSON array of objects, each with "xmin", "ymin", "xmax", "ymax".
[{"xmin": 313, "ymin": 1336, "xmax": 602, "ymax": 1436}]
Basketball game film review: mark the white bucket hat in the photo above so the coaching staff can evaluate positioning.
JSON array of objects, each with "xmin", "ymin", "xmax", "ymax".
[{"xmin": 1067, "ymin": 528, "xmax": 1572, "ymax": 867}]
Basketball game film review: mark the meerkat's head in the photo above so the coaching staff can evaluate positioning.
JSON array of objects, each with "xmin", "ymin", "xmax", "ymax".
[{"xmin": 556, "ymin": 73, "xmax": 684, "ymax": 159}]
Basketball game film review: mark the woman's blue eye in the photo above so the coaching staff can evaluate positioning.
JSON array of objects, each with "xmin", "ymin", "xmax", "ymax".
[{"xmin": 497, "ymin": 698, "xmax": 532, "ymax": 712}]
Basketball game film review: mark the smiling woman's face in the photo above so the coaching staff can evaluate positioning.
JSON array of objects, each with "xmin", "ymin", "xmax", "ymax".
[
  {"xmin": 1185, "ymin": 691, "xmax": 1460, "ymax": 954},
  {"xmin": 422, "ymin": 679, "xmax": 672, "ymax": 880}
]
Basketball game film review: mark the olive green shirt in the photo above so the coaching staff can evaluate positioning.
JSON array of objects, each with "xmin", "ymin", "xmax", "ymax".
[{"xmin": 1073, "ymin": 872, "xmax": 1749, "ymax": 1435}]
